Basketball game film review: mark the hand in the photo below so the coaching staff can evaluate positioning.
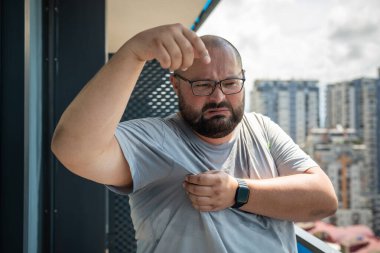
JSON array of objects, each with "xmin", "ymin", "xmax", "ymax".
[
  {"xmin": 183, "ymin": 170, "xmax": 238, "ymax": 212},
  {"xmin": 124, "ymin": 23, "xmax": 211, "ymax": 71}
]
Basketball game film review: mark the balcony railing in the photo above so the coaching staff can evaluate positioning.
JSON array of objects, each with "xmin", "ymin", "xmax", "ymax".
[{"xmin": 296, "ymin": 225, "xmax": 340, "ymax": 253}]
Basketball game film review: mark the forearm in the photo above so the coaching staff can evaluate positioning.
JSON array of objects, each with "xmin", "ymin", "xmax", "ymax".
[
  {"xmin": 52, "ymin": 44, "xmax": 145, "ymax": 165},
  {"xmin": 240, "ymin": 170, "xmax": 338, "ymax": 222}
]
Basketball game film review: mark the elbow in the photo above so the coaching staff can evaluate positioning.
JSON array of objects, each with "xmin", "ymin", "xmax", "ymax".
[
  {"xmin": 320, "ymin": 200, "xmax": 338, "ymax": 221},
  {"xmin": 326, "ymin": 193, "xmax": 338, "ymax": 217},
  {"xmin": 309, "ymin": 192, "xmax": 338, "ymax": 221},
  {"xmin": 50, "ymin": 126, "xmax": 75, "ymax": 168},
  {"xmin": 311, "ymin": 170, "xmax": 338, "ymax": 220},
  {"xmin": 51, "ymin": 131, "xmax": 59, "ymax": 155},
  {"xmin": 51, "ymin": 127, "xmax": 65, "ymax": 161},
  {"xmin": 324, "ymin": 182, "xmax": 339, "ymax": 218},
  {"xmin": 51, "ymin": 129, "xmax": 84, "ymax": 178},
  {"xmin": 51, "ymin": 129, "xmax": 61, "ymax": 160},
  {"xmin": 322, "ymin": 200, "xmax": 338, "ymax": 220}
]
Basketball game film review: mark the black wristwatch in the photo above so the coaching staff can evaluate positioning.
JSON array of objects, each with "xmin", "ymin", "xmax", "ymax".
[{"xmin": 231, "ymin": 178, "xmax": 250, "ymax": 209}]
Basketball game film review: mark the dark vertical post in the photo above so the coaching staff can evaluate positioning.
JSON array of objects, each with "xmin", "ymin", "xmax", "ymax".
[
  {"xmin": 0, "ymin": 0, "xmax": 25, "ymax": 252},
  {"xmin": 43, "ymin": 0, "xmax": 57, "ymax": 251},
  {"xmin": 44, "ymin": 0, "xmax": 106, "ymax": 252}
]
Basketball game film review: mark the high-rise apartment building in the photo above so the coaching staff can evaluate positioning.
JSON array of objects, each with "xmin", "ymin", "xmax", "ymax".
[
  {"xmin": 250, "ymin": 80, "xmax": 319, "ymax": 146},
  {"xmin": 325, "ymin": 71, "xmax": 380, "ymax": 235},
  {"xmin": 304, "ymin": 127, "xmax": 372, "ymax": 227},
  {"xmin": 326, "ymin": 79, "xmax": 368, "ymax": 138}
]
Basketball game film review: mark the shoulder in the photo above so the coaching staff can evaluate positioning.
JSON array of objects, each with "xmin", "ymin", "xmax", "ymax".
[
  {"xmin": 118, "ymin": 117, "xmax": 166, "ymax": 130},
  {"xmin": 116, "ymin": 114, "xmax": 180, "ymax": 144},
  {"xmin": 118, "ymin": 113, "xmax": 178, "ymax": 129},
  {"xmin": 244, "ymin": 112, "xmax": 273, "ymax": 130},
  {"xmin": 242, "ymin": 112, "xmax": 283, "ymax": 145},
  {"xmin": 116, "ymin": 117, "xmax": 167, "ymax": 143}
]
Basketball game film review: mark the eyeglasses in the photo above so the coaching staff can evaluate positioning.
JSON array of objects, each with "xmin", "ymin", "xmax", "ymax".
[{"xmin": 173, "ymin": 70, "xmax": 245, "ymax": 96}]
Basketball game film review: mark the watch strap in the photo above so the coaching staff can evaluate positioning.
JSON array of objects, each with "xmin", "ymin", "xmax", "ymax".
[{"xmin": 232, "ymin": 178, "xmax": 250, "ymax": 209}]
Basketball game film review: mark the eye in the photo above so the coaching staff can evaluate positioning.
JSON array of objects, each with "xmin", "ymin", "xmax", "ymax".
[
  {"xmin": 193, "ymin": 81, "xmax": 213, "ymax": 89},
  {"xmin": 222, "ymin": 79, "xmax": 241, "ymax": 88}
]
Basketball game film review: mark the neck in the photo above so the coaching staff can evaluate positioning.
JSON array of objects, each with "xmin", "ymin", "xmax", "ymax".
[
  {"xmin": 194, "ymin": 129, "xmax": 237, "ymax": 145},
  {"xmin": 176, "ymin": 112, "xmax": 241, "ymax": 145}
]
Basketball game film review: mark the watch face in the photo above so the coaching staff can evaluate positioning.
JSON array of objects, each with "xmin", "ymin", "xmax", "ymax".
[{"xmin": 237, "ymin": 187, "xmax": 250, "ymax": 203}]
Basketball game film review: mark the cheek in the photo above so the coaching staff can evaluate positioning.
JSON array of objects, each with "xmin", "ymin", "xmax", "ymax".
[
  {"xmin": 179, "ymin": 89, "xmax": 205, "ymax": 110},
  {"xmin": 227, "ymin": 94, "xmax": 244, "ymax": 106},
  {"xmin": 191, "ymin": 98, "xmax": 208, "ymax": 111}
]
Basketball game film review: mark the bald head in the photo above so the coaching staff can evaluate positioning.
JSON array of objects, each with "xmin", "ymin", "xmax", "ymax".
[
  {"xmin": 174, "ymin": 35, "xmax": 243, "ymax": 75},
  {"xmin": 200, "ymin": 35, "xmax": 243, "ymax": 69}
]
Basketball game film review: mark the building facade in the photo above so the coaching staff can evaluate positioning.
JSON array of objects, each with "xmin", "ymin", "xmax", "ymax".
[
  {"xmin": 304, "ymin": 128, "xmax": 372, "ymax": 228},
  {"xmin": 325, "ymin": 72, "xmax": 380, "ymax": 235},
  {"xmin": 325, "ymin": 79, "xmax": 370, "ymax": 138},
  {"xmin": 250, "ymin": 80, "xmax": 319, "ymax": 146}
]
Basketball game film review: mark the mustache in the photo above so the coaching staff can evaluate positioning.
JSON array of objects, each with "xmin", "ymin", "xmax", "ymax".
[{"xmin": 201, "ymin": 101, "xmax": 233, "ymax": 113}]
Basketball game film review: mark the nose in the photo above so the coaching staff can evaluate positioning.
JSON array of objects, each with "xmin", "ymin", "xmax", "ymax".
[{"xmin": 208, "ymin": 83, "xmax": 226, "ymax": 103}]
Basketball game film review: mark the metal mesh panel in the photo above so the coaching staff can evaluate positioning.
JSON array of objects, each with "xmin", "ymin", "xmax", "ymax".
[
  {"xmin": 122, "ymin": 60, "xmax": 178, "ymax": 120},
  {"xmin": 108, "ymin": 60, "xmax": 178, "ymax": 253}
]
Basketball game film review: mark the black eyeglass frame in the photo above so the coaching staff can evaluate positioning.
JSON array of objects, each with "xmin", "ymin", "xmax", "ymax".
[{"xmin": 173, "ymin": 70, "xmax": 246, "ymax": 96}]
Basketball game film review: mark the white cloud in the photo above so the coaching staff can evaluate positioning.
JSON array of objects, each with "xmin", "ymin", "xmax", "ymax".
[
  {"xmin": 198, "ymin": 0, "xmax": 380, "ymax": 123},
  {"xmin": 199, "ymin": 0, "xmax": 380, "ymax": 85},
  {"xmin": 325, "ymin": 0, "xmax": 380, "ymax": 81}
]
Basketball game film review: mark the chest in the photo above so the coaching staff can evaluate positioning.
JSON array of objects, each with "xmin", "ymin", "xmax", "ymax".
[{"xmin": 164, "ymin": 127, "xmax": 279, "ymax": 179}]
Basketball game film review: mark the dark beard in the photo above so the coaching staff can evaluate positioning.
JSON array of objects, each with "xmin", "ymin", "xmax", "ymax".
[{"xmin": 178, "ymin": 93, "xmax": 245, "ymax": 138}]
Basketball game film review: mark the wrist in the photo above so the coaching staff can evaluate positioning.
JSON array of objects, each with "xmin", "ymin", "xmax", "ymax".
[
  {"xmin": 118, "ymin": 40, "xmax": 146, "ymax": 64},
  {"xmin": 231, "ymin": 178, "xmax": 250, "ymax": 209}
]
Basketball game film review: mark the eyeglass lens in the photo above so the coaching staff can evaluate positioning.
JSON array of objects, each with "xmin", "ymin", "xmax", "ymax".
[{"xmin": 192, "ymin": 79, "xmax": 244, "ymax": 95}]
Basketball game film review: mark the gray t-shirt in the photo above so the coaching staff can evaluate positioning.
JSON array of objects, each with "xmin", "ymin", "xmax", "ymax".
[{"xmin": 108, "ymin": 112, "xmax": 318, "ymax": 253}]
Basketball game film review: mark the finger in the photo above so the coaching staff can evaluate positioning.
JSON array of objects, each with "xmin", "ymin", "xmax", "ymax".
[
  {"xmin": 161, "ymin": 37, "xmax": 183, "ymax": 71},
  {"xmin": 174, "ymin": 34, "xmax": 194, "ymax": 71},
  {"xmin": 185, "ymin": 173, "xmax": 215, "ymax": 186},
  {"xmin": 155, "ymin": 42, "xmax": 171, "ymax": 69},
  {"xmin": 187, "ymin": 194, "xmax": 212, "ymax": 206},
  {"xmin": 182, "ymin": 29, "xmax": 210, "ymax": 64},
  {"xmin": 183, "ymin": 182, "xmax": 213, "ymax": 196}
]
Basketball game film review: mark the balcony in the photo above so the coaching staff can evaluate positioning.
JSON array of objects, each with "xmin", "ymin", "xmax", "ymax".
[{"xmin": 296, "ymin": 226, "xmax": 340, "ymax": 253}]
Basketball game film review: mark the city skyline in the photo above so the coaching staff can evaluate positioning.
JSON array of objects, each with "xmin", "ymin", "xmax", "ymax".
[{"xmin": 198, "ymin": 0, "xmax": 380, "ymax": 123}]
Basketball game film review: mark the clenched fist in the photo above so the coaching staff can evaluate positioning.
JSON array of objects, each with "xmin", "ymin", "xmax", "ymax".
[
  {"xmin": 123, "ymin": 23, "xmax": 211, "ymax": 71},
  {"xmin": 183, "ymin": 170, "xmax": 239, "ymax": 212}
]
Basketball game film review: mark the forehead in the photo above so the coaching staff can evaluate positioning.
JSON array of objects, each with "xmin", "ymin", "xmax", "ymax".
[{"xmin": 186, "ymin": 46, "xmax": 240, "ymax": 78}]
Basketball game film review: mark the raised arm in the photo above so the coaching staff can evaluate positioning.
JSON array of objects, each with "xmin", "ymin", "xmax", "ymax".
[{"xmin": 51, "ymin": 24, "xmax": 210, "ymax": 187}]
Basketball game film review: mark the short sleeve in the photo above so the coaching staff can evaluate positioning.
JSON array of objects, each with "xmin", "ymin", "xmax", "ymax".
[
  {"xmin": 107, "ymin": 118, "xmax": 174, "ymax": 194},
  {"xmin": 262, "ymin": 116, "xmax": 318, "ymax": 175}
]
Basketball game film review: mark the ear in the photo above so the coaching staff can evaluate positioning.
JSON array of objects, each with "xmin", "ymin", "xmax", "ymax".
[{"xmin": 170, "ymin": 74, "xmax": 179, "ymax": 95}]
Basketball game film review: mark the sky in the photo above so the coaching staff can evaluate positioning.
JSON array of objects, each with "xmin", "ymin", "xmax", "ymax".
[{"xmin": 198, "ymin": 0, "xmax": 380, "ymax": 121}]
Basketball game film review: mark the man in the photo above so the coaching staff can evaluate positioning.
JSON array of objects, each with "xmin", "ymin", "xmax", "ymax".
[{"xmin": 51, "ymin": 24, "xmax": 337, "ymax": 252}]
